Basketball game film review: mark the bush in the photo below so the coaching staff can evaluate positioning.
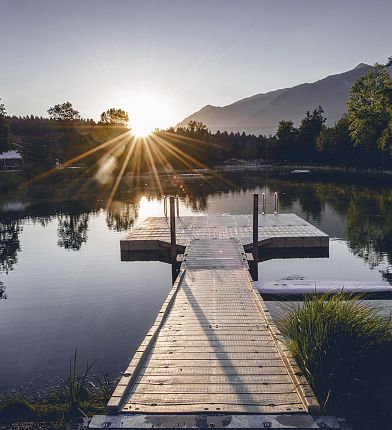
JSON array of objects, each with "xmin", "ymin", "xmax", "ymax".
[{"xmin": 278, "ymin": 294, "xmax": 392, "ymax": 427}]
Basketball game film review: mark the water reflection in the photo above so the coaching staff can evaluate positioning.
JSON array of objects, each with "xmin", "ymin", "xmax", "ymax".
[
  {"xmin": 0, "ymin": 281, "xmax": 7, "ymax": 299},
  {"xmin": 1, "ymin": 172, "xmax": 392, "ymax": 281},
  {"xmin": 1, "ymin": 171, "xmax": 392, "ymax": 392},
  {"xmin": 57, "ymin": 213, "xmax": 90, "ymax": 251},
  {"xmin": 0, "ymin": 219, "xmax": 22, "ymax": 273},
  {"xmin": 106, "ymin": 201, "xmax": 139, "ymax": 232}
]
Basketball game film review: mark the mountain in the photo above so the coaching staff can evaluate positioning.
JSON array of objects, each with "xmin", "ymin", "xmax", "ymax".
[{"xmin": 177, "ymin": 63, "xmax": 372, "ymax": 136}]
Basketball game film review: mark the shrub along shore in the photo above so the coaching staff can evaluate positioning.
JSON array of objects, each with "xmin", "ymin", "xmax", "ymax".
[{"xmin": 279, "ymin": 294, "xmax": 392, "ymax": 429}]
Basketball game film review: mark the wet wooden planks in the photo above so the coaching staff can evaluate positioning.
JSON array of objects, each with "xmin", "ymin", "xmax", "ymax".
[{"xmin": 112, "ymin": 238, "xmax": 319, "ymax": 415}]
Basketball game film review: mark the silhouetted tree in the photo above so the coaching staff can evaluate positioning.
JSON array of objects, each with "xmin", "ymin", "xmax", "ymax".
[
  {"xmin": 276, "ymin": 120, "xmax": 298, "ymax": 162},
  {"xmin": 316, "ymin": 115, "xmax": 353, "ymax": 165},
  {"xmin": 184, "ymin": 120, "xmax": 209, "ymax": 139},
  {"xmin": 48, "ymin": 102, "xmax": 81, "ymax": 121},
  {"xmin": 296, "ymin": 106, "xmax": 326, "ymax": 162},
  {"xmin": 99, "ymin": 108, "xmax": 129, "ymax": 127},
  {"xmin": 0, "ymin": 99, "xmax": 11, "ymax": 153}
]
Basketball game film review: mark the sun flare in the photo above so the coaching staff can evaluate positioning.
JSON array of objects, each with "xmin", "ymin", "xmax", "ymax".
[
  {"xmin": 132, "ymin": 123, "xmax": 154, "ymax": 138},
  {"xmin": 124, "ymin": 93, "xmax": 176, "ymax": 138}
]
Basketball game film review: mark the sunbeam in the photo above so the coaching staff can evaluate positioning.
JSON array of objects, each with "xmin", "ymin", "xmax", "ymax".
[
  {"xmin": 106, "ymin": 136, "xmax": 138, "ymax": 209},
  {"xmin": 143, "ymin": 138, "xmax": 164, "ymax": 195}
]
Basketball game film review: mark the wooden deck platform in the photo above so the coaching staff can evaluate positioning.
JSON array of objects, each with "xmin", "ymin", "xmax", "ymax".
[{"xmin": 120, "ymin": 214, "xmax": 329, "ymax": 255}]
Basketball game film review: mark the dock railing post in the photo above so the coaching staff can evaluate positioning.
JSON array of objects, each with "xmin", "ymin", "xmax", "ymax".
[
  {"xmin": 253, "ymin": 194, "xmax": 259, "ymax": 262},
  {"xmin": 274, "ymin": 192, "xmax": 279, "ymax": 214},
  {"xmin": 170, "ymin": 196, "xmax": 176, "ymax": 264},
  {"xmin": 176, "ymin": 196, "xmax": 180, "ymax": 217},
  {"xmin": 164, "ymin": 196, "xmax": 167, "ymax": 218}
]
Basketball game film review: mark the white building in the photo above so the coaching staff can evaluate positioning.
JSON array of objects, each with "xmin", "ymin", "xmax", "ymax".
[{"xmin": 0, "ymin": 150, "xmax": 22, "ymax": 171}]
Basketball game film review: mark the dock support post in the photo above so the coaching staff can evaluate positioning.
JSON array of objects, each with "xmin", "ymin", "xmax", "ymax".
[
  {"xmin": 253, "ymin": 193, "xmax": 259, "ymax": 262},
  {"xmin": 170, "ymin": 196, "xmax": 176, "ymax": 263},
  {"xmin": 170, "ymin": 196, "xmax": 178, "ymax": 283},
  {"xmin": 251, "ymin": 194, "xmax": 259, "ymax": 281}
]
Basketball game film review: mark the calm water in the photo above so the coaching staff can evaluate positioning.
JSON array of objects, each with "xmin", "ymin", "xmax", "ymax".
[{"xmin": 1, "ymin": 171, "xmax": 392, "ymax": 394}]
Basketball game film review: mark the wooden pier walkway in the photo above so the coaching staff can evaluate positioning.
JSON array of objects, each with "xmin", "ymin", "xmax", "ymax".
[{"xmin": 104, "ymin": 214, "xmax": 329, "ymax": 420}]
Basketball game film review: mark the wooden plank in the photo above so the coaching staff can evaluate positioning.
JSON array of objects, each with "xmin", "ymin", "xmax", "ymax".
[
  {"xmin": 142, "ymin": 359, "xmax": 287, "ymax": 367},
  {"xmin": 134, "ymin": 374, "xmax": 294, "ymax": 385},
  {"xmin": 131, "ymin": 383, "xmax": 299, "ymax": 395},
  {"xmin": 128, "ymin": 392, "xmax": 302, "ymax": 404},
  {"xmin": 111, "ymin": 237, "xmax": 320, "ymax": 415},
  {"xmin": 138, "ymin": 366, "xmax": 291, "ymax": 376},
  {"xmin": 143, "ymin": 352, "xmax": 282, "ymax": 360},
  {"xmin": 152, "ymin": 340, "xmax": 276, "ymax": 354}
]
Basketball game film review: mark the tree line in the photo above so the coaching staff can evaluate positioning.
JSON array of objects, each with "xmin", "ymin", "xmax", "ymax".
[
  {"xmin": 170, "ymin": 58, "xmax": 392, "ymax": 169},
  {"xmin": 0, "ymin": 102, "xmax": 130, "ymax": 175},
  {"xmin": 0, "ymin": 57, "xmax": 391, "ymax": 173}
]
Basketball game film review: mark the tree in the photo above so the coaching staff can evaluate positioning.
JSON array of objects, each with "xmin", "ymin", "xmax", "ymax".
[
  {"xmin": 296, "ymin": 106, "xmax": 326, "ymax": 161},
  {"xmin": 0, "ymin": 99, "xmax": 11, "ymax": 153},
  {"xmin": 99, "ymin": 108, "xmax": 129, "ymax": 127},
  {"xmin": 184, "ymin": 120, "xmax": 209, "ymax": 139},
  {"xmin": 47, "ymin": 102, "xmax": 81, "ymax": 121},
  {"xmin": 316, "ymin": 115, "xmax": 354, "ymax": 165},
  {"xmin": 276, "ymin": 120, "xmax": 297, "ymax": 162},
  {"xmin": 347, "ymin": 61, "xmax": 392, "ymax": 153}
]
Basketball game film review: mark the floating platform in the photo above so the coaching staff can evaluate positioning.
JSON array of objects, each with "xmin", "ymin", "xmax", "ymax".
[
  {"xmin": 120, "ymin": 214, "xmax": 329, "ymax": 262},
  {"xmin": 256, "ymin": 280, "xmax": 392, "ymax": 300}
]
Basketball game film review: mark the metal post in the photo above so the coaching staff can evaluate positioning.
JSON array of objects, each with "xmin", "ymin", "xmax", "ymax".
[
  {"xmin": 164, "ymin": 197, "xmax": 167, "ymax": 217},
  {"xmin": 176, "ymin": 196, "xmax": 180, "ymax": 217},
  {"xmin": 253, "ymin": 194, "xmax": 259, "ymax": 263},
  {"xmin": 274, "ymin": 192, "xmax": 279, "ymax": 214},
  {"xmin": 170, "ymin": 196, "xmax": 176, "ymax": 264},
  {"xmin": 262, "ymin": 193, "xmax": 266, "ymax": 215}
]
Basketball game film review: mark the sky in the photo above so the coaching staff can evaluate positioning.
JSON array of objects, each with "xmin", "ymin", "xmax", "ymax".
[{"xmin": 1, "ymin": 0, "xmax": 392, "ymax": 128}]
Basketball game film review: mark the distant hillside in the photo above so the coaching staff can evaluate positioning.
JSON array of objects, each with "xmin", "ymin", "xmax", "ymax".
[{"xmin": 177, "ymin": 63, "xmax": 372, "ymax": 135}]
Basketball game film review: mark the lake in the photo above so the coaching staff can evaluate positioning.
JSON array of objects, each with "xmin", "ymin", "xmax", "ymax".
[{"xmin": 1, "ymin": 170, "xmax": 392, "ymax": 395}]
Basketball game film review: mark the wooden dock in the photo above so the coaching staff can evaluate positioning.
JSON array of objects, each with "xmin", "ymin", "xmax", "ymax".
[
  {"xmin": 120, "ymin": 214, "xmax": 329, "ymax": 255},
  {"xmin": 90, "ymin": 213, "xmax": 336, "ymax": 429}
]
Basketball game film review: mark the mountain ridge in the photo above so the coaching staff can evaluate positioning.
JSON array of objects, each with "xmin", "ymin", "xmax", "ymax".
[{"xmin": 177, "ymin": 63, "xmax": 373, "ymax": 135}]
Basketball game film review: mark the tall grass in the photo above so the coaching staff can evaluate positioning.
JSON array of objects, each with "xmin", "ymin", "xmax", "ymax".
[
  {"xmin": 61, "ymin": 349, "xmax": 95, "ymax": 419},
  {"xmin": 278, "ymin": 293, "xmax": 392, "ymax": 427}
]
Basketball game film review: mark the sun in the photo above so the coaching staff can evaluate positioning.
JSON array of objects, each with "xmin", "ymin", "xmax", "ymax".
[
  {"xmin": 124, "ymin": 93, "xmax": 177, "ymax": 138},
  {"xmin": 132, "ymin": 123, "xmax": 154, "ymax": 138}
]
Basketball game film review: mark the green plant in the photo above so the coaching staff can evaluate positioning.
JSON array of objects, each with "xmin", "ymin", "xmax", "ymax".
[
  {"xmin": 278, "ymin": 293, "xmax": 392, "ymax": 426},
  {"xmin": 61, "ymin": 349, "xmax": 95, "ymax": 419}
]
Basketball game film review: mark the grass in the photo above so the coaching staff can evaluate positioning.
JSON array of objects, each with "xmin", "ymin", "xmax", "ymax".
[
  {"xmin": 278, "ymin": 293, "xmax": 392, "ymax": 428},
  {"xmin": 61, "ymin": 349, "xmax": 96, "ymax": 419},
  {"xmin": 0, "ymin": 350, "xmax": 115, "ymax": 428}
]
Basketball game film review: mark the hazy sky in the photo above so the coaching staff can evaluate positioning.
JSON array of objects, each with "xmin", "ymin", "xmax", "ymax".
[{"xmin": 1, "ymin": 0, "xmax": 391, "ymax": 127}]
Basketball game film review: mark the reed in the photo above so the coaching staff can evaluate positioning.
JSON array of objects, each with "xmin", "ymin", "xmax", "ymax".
[
  {"xmin": 278, "ymin": 293, "xmax": 392, "ymax": 426},
  {"xmin": 61, "ymin": 349, "xmax": 95, "ymax": 419}
]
